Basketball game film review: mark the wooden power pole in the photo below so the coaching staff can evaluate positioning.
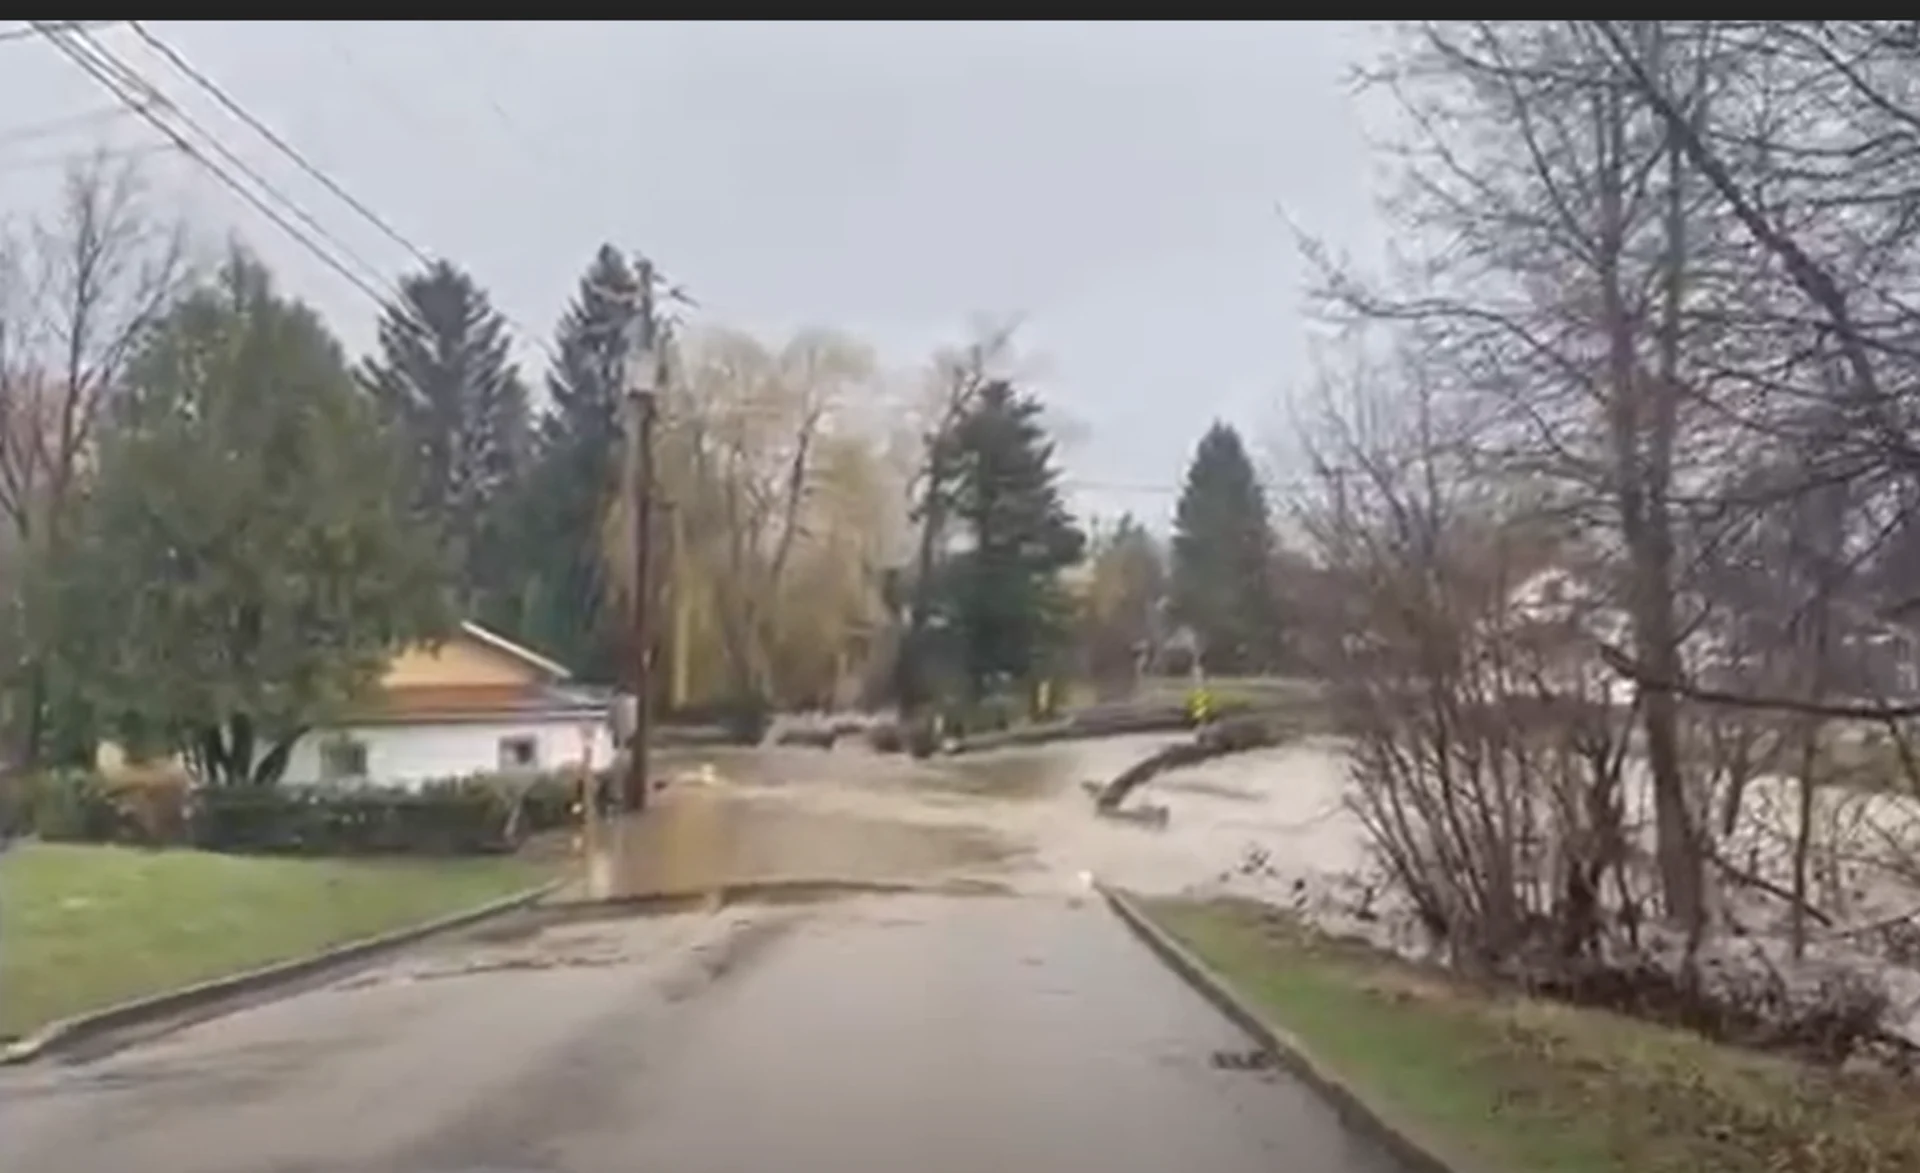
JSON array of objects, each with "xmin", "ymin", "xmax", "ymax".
[{"xmin": 622, "ymin": 258, "xmax": 660, "ymax": 813}]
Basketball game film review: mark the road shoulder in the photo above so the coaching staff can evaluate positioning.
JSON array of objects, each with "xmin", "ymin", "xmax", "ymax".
[
  {"xmin": 1116, "ymin": 891, "xmax": 1920, "ymax": 1173},
  {"xmin": 1100, "ymin": 884, "xmax": 1472, "ymax": 1173}
]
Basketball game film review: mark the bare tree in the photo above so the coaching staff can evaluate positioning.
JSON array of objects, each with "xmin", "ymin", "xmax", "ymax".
[
  {"xmin": 0, "ymin": 152, "xmax": 184, "ymax": 765},
  {"xmin": 622, "ymin": 324, "xmax": 887, "ymax": 709},
  {"xmin": 1312, "ymin": 22, "xmax": 1742, "ymax": 929},
  {"xmin": 1296, "ymin": 355, "xmax": 1645, "ymax": 968}
]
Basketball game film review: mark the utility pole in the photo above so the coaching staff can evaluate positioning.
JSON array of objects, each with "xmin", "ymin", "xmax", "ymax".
[{"xmin": 622, "ymin": 257, "xmax": 660, "ymax": 813}]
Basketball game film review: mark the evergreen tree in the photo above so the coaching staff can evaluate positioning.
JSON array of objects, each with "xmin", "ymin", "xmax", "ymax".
[
  {"xmin": 1169, "ymin": 421, "xmax": 1282, "ymax": 673},
  {"xmin": 359, "ymin": 260, "xmax": 529, "ymax": 614},
  {"xmin": 508, "ymin": 245, "xmax": 640, "ymax": 681},
  {"xmin": 935, "ymin": 380, "xmax": 1086, "ymax": 699},
  {"xmin": 73, "ymin": 251, "xmax": 449, "ymax": 786}
]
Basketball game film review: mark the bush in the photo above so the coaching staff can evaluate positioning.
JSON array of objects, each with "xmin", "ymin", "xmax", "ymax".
[
  {"xmin": 2, "ymin": 765, "xmax": 598, "ymax": 857},
  {"xmin": 189, "ymin": 780, "xmax": 508, "ymax": 855},
  {"xmin": 3, "ymin": 770, "xmax": 120, "ymax": 842},
  {"xmin": 905, "ymin": 715, "xmax": 940, "ymax": 759},
  {"xmin": 510, "ymin": 770, "xmax": 591, "ymax": 833},
  {"xmin": 775, "ymin": 726, "xmax": 839, "ymax": 749},
  {"xmin": 661, "ymin": 695, "xmax": 772, "ymax": 744},
  {"xmin": 189, "ymin": 769, "xmax": 604, "ymax": 856},
  {"xmin": 866, "ymin": 722, "xmax": 905, "ymax": 754},
  {"xmin": 106, "ymin": 774, "xmax": 193, "ymax": 845}
]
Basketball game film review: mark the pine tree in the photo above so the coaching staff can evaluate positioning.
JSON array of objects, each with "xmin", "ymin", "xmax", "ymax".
[
  {"xmin": 936, "ymin": 380, "xmax": 1086, "ymax": 699},
  {"xmin": 359, "ymin": 260, "xmax": 529, "ymax": 614},
  {"xmin": 1169, "ymin": 421, "xmax": 1282, "ymax": 673},
  {"xmin": 507, "ymin": 245, "xmax": 640, "ymax": 680}
]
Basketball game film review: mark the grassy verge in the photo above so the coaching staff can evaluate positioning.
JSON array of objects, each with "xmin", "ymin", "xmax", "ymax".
[
  {"xmin": 0, "ymin": 842, "xmax": 548, "ymax": 1039},
  {"xmin": 1142, "ymin": 896, "xmax": 1920, "ymax": 1173}
]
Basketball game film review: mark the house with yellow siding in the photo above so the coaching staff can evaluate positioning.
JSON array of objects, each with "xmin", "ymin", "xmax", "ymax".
[{"xmin": 275, "ymin": 621, "xmax": 613, "ymax": 787}]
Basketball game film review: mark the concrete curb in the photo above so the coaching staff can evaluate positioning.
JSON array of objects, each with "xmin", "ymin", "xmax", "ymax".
[
  {"xmin": 1, "ymin": 879, "xmax": 564, "ymax": 1066},
  {"xmin": 1096, "ymin": 883, "xmax": 1479, "ymax": 1173}
]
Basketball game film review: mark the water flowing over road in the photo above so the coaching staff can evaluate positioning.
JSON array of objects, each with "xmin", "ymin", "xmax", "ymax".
[{"xmin": 0, "ymin": 735, "xmax": 1403, "ymax": 1173}]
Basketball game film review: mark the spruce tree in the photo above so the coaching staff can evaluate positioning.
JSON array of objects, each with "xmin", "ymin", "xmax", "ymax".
[
  {"xmin": 360, "ymin": 260, "xmax": 529, "ymax": 615},
  {"xmin": 937, "ymin": 380, "xmax": 1086, "ymax": 699},
  {"xmin": 507, "ymin": 245, "xmax": 640, "ymax": 680},
  {"xmin": 1169, "ymin": 421, "xmax": 1282, "ymax": 673}
]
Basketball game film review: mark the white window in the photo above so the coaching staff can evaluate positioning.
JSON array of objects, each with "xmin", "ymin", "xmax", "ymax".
[
  {"xmin": 497, "ymin": 736, "xmax": 539, "ymax": 772},
  {"xmin": 319, "ymin": 738, "xmax": 369, "ymax": 781}
]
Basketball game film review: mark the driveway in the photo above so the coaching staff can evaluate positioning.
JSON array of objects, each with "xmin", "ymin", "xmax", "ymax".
[{"xmin": 0, "ymin": 891, "xmax": 1405, "ymax": 1173}]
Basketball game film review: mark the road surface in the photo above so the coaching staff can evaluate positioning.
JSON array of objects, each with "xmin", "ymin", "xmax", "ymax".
[{"xmin": 0, "ymin": 891, "xmax": 1406, "ymax": 1173}]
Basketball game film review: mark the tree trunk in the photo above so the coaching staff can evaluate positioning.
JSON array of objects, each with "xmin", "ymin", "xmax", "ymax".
[{"xmin": 1596, "ymin": 60, "xmax": 1704, "ymax": 931}]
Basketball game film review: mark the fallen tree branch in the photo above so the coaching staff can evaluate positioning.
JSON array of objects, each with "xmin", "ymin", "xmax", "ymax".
[{"xmin": 1092, "ymin": 716, "xmax": 1286, "ymax": 811}]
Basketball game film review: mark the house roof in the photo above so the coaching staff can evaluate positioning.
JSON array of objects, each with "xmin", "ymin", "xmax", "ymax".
[
  {"xmin": 332, "ymin": 623, "xmax": 600, "ymax": 726},
  {"xmin": 456, "ymin": 620, "xmax": 573, "ymax": 681},
  {"xmin": 349, "ymin": 682, "xmax": 609, "ymax": 726}
]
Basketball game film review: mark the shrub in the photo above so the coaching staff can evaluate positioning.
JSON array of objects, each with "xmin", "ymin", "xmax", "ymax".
[
  {"xmin": 905, "ymin": 715, "xmax": 940, "ymax": 759},
  {"xmin": 662, "ymin": 695, "xmax": 772, "ymax": 744},
  {"xmin": 3, "ymin": 770, "xmax": 121, "ymax": 842},
  {"xmin": 775, "ymin": 726, "xmax": 839, "ymax": 749},
  {"xmin": 866, "ymin": 722, "xmax": 905, "ymax": 754},
  {"xmin": 103, "ymin": 774, "xmax": 192, "ymax": 845},
  {"xmin": 189, "ymin": 769, "xmax": 599, "ymax": 856},
  {"xmin": 1, "ymin": 764, "xmax": 598, "ymax": 857},
  {"xmin": 509, "ymin": 770, "xmax": 589, "ymax": 833},
  {"xmin": 189, "ymin": 781, "xmax": 506, "ymax": 855}
]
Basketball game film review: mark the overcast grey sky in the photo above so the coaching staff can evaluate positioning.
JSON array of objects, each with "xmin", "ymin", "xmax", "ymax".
[{"xmin": 2, "ymin": 20, "xmax": 1387, "ymax": 527}]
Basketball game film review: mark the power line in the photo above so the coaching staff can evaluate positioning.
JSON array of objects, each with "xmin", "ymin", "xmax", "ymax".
[
  {"xmin": 0, "ymin": 20, "xmax": 117, "ymax": 45},
  {"xmin": 36, "ymin": 23, "xmax": 404, "ymax": 314},
  {"xmin": 123, "ymin": 23, "xmax": 564, "ymax": 363},
  {"xmin": 128, "ymin": 21, "xmax": 436, "ymax": 271}
]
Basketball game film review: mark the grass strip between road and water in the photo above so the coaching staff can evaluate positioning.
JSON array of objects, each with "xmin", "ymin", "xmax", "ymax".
[
  {"xmin": 1142, "ymin": 896, "xmax": 1920, "ymax": 1173},
  {"xmin": 0, "ymin": 842, "xmax": 548, "ymax": 1039}
]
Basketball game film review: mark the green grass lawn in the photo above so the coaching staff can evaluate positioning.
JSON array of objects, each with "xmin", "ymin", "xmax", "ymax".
[
  {"xmin": 0, "ymin": 842, "xmax": 548, "ymax": 1039},
  {"xmin": 1143, "ymin": 897, "xmax": 1920, "ymax": 1173}
]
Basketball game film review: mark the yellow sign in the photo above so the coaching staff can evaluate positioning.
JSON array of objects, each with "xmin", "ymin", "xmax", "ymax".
[{"xmin": 1187, "ymin": 687, "xmax": 1216, "ymax": 726}]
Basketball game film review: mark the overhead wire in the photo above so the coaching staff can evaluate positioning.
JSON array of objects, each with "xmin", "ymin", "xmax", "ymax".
[
  {"xmin": 124, "ymin": 22, "xmax": 569, "ymax": 363},
  {"xmin": 0, "ymin": 20, "xmax": 118, "ymax": 45},
  {"xmin": 126, "ymin": 21, "xmax": 435, "ymax": 272},
  {"xmin": 37, "ymin": 22, "xmax": 412, "ymax": 319},
  {"xmin": 33, "ymin": 21, "xmax": 1238, "ymax": 497}
]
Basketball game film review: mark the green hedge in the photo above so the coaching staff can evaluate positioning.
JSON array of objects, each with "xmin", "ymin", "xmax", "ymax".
[{"xmin": 1, "ymin": 768, "xmax": 602, "ymax": 856}]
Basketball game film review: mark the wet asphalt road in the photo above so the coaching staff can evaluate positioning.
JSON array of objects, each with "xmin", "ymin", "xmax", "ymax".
[{"xmin": 0, "ymin": 891, "xmax": 1406, "ymax": 1173}]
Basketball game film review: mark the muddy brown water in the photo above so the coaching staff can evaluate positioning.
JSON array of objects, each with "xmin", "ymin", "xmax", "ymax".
[
  {"xmin": 581, "ymin": 788, "xmax": 1021, "ymax": 899},
  {"xmin": 567, "ymin": 734, "xmax": 1364, "ymax": 905}
]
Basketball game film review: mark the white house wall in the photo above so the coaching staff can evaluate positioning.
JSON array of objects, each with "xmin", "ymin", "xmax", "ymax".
[{"xmin": 281, "ymin": 717, "xmax": 616, "ymax": 788}]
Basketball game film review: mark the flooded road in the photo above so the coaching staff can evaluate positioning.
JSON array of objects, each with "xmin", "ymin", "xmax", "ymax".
[
  {"xmin": 0, "ymin": 734, "xmax": 1397, "ymax": 1173},
  {"xmin": 604, "ymin": 734, "xmax": 1365, "ymax": 904}
]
